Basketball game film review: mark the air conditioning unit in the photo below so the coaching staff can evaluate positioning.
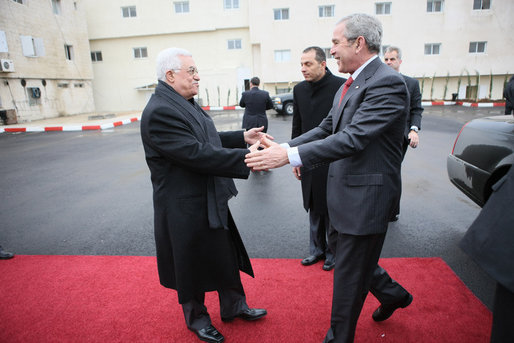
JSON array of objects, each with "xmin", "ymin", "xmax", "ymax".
[{"xmin": 0, "ymin": 59, "xmax": 15, "ymax": 72}]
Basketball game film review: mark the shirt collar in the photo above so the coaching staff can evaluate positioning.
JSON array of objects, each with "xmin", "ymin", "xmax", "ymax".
[{"xmin": 350, "ymin": 55, "xmax": 378, "ymax": 80}]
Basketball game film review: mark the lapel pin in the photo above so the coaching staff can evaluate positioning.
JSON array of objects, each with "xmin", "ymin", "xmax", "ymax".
[{"xmin": 355, "ymin": 86, "xmax": 359, "ymax": 89}]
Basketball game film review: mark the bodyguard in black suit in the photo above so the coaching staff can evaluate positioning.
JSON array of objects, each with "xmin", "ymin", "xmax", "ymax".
[
  {"xmin": 504, "ymin": 75, "xmax": 514, "ymax": 115},
  {"xmin": 291, "ymin": 46, "xmax": 345, "ymax": 271},
  {"xmin": 141, "ymin": 48, "xmax": 267, "ymax": 343},
  {"xmin": 240, "ymin": 77, "xmax": 273, "ymax": 132},
  {"xmin": 460, "ymin": 166, "xmax": 514, "ymax": 343},
  {"xmin": 246, "ymin": 14, "xmax": 411, "ymax": 342},
  {"xmin": 384, "ymin": 46, "xmax": 423, "ymax": 155},
  {"xmin": 384, "ymin": 46, "xmax": 423, "ymax": 221}
]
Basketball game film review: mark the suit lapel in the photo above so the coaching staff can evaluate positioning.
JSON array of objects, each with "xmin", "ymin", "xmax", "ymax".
[{"xmin": 332, "ymin": 58, "xmax": 382, "ymax": 132}]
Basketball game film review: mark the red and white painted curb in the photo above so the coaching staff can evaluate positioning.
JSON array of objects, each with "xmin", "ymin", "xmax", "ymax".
[
  {"xmin": 201, "ymin": 106, "xmax": 243, "ymax": 111},
  {"xmin": 1, "ymin": 117, "xmax": 140, "ymax": 134},
  {"xmin": 1, "ymin": 107, "xmax": 243, "ymax": 133},
  {"xmin": 422, "ymin": 101, "xmax": 505, "ymax": 107}
]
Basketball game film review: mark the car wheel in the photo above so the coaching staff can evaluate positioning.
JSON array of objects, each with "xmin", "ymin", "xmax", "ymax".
[{"xmin": 284, "ymin": 102, "xmax": 294, "ymax": 115}]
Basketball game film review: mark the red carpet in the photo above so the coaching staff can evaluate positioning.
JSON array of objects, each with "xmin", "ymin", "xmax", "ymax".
[{"xmin": 0, "ymin": 256, "xmax": 491, "ymax": 342}]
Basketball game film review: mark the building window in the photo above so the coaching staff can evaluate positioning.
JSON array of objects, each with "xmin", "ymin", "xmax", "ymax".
[
  {"xmin": 274, "ymin": 8, "xmax": 289, "ymax": 20},
  {"xmin": 133, "ymin": 47, "xmax": 148, "ymax": 59},
  {"xmin": 224, "ymin": 0, "xmax": 239, "ymax": 9},
  {"xmin": 274, "ymin": 49, "xmax": 291, "ymax": 62},
  {"xmin": 427, "ymin": 0, "xmax": 443, "ymax": 12},
  {"xmin": 21, "ymin": 36, "xmax": 45, "ymax": 57},
  {"xmin": 469, "ymin": 41, "xmax": 487, "ymax": 53},
  {"xmin": 27, "ymin": 87, "xmax": 41, "ymax": 106},
  {"xmin": 375, "ymin": 2, "xmax": 391, "ymax": 15},
  {"xmin": 473, "ymin": 0, "xmax": 490, "ymax": 10},
  {"xmin": 0, "ymin": 31, "xmax": 9, "ymax": 53},
  {"xmin": 52, "ymin": 0, "xmax": 62, "ymax": 15},
  {"xmin": 227, "ymin": 39, "xmax": 241, "ymax": 50},
  {"xmin": 319, "ymin": 5, "xmax": 334, "ymax": 17},
  {"xmin": 91, "ymin": 51, "xmax": 103, "ymax": 62},
  {"xmin": 64, "ymin": 44, "xmax": 73, "ymax": 60},
  {"xmin": 121, "ymin": 6, "xmax": 137, "ymax": 17},
  {"xmin": 174, "ymin": 1, "xmax": 190, "ymax": 13},
  {"xmin": 424, "ymin": 43, "xmax": 441, "ymax": 55}
]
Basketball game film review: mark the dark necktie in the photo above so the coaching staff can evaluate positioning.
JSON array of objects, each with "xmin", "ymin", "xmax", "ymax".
[{"xmin": 338, "ymin": 76, "xmax": 354, "ymax": 106}]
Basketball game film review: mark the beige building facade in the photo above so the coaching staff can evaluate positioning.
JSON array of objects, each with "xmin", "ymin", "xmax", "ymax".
[
  {"xmin": 0, "ymin": 0, "xmax": 95, "ymax": 123},
  {"xmin": 9, "ymin": 0, "xmax": 509, "ymax": 117},
  {"xmin": 84, "ymin": 0, "xmax": 514, "ymax": 113}
]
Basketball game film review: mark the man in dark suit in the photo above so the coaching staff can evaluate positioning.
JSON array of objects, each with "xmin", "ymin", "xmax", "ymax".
[
  {"xmin": 383, "ymin": 46, "xmax": 423, "ymax": 221},
  {"xmin": 141, "ymin": 47, "xmax": 267, "ymax": 343},
  {"xmin": 384, "ymin": 46, "xmax": 423, "ymax": 154},
  {"xmin": 246, "ymin": 14, "xmax": 411, "ymax": 342},
  {"xmin": 291, "ymin": 46, "xmax": 345, "ymax": 271},
  {"xmin": 240, "ymin": 77, "xmax": 273, "ymax": 132},
  {"xmin": 504, "ymin": 75, "xmax": 514, "ymax": 115},
  {"xmin": 460, "ymin": 166, "xmax": 514, "ymax": 343}
]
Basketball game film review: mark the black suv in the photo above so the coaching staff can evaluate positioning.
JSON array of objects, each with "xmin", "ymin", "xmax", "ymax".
[{"xmin": 272, "ymin": 93, "xmax": 294, "ymax": 115}]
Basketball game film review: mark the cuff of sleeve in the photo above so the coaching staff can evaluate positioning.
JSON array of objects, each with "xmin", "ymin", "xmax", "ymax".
[{"xmin": 286, "ymin": 146, "xmax": 303, "ymax": 167}]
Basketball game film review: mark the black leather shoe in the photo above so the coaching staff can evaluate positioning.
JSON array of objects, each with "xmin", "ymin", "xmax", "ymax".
[
  {"xmin": 322, "ymin": 260, "xmax": 335, "ymax": 271},
  {"xmin": 221, "ymin": 308, "xmax": 267, "ymax": 322},
  {"xmin": 190, "ymin": 324, "xmax": 224, "ymax": 343},
  {"xmin": 301, "ymin": 254, "xmax": 325, "ymax": 266},
  {"xmin": 372, "ymin": 293, "xmax": 413, "ymax": 322},
  {"xmin": 0, "ymin": 246, "xmax": 14, "ymax": 260}
]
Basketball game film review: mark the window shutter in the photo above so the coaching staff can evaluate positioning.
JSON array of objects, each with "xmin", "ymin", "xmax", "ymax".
[
  {"xmin": 20, "ymin": 35, "xmax": 35, "ymax": 56},
  {"xmin": 34, "ymin": 37, "xmax": 45, "ymax": 56}
]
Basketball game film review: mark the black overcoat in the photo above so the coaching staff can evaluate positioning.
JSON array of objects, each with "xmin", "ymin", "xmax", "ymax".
[
  {"xmin": 140, "ymin": 81, "xmax": 253, "ymax": 304},
  {"xmin": 291, "ymin": 69, "xmax": 345, "ymax": 213}
]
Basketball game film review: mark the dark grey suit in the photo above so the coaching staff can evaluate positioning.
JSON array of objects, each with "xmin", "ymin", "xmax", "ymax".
[{"xmin": 289, "ymin": 57, "xmax": 409, "ymax": 342}]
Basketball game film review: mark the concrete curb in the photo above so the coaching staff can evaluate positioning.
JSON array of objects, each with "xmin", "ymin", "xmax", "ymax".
[
  {"xmin": 1, "ymin": 116, "xmax": 141, "ymax": 134},
  {"xmin": 422, "ymin": 101, "xmax": 505, "ymax": 107}
]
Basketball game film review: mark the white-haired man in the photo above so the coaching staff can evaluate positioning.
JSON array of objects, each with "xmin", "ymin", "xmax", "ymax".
[{"xmin": 140, "ymin": 47, "xmax": 267, "ymax": 343}]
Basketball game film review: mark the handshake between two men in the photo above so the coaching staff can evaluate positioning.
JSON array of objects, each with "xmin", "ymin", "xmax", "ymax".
[{"xmin": 244, "ymin": 128, "xmax": 289, "ymax": 172}]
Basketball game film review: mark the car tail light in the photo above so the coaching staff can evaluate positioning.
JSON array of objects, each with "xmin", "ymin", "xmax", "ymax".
[{"xmin": 451, "ymin": 122, "xmax": 469, "ymax": 154}]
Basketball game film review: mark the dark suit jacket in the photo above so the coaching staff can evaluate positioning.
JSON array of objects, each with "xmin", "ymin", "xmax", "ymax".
[
  {"xmin": 289, "ymin": 57, "xmax": 409, "ymax": 235},
  {"xmin": 402, "ymin": 74, "xmax": 423, "ymax": 138},
  {"xmin": 291, "ymin": 68, "xmax": 345, "ymax": 213},
  {"xmin": 140, "ymin": 80, "xmax": 253, "ymax": 303},
  {"xmin": 504, "ymin": 76, "xmax": 514, "ymax": 114},
  {"xmin": 239, "ymin": 87, "xmax": 273, "ymax": 131},
  {"xmin": 460, "ymin": 166, "xmax": 514, "ymax": 293}
]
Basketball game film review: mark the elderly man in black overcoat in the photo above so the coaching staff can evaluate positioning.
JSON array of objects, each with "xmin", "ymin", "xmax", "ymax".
[{"xmin": 140, "ymin": 47, "xmax": 267, "ymax": 343}]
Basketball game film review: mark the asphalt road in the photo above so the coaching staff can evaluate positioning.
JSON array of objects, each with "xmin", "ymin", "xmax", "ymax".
[{"xmin": 0, "ymin": 106, "xmax": 505, "ymax": 310}]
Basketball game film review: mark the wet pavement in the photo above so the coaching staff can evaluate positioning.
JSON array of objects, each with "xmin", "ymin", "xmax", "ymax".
[{"xmin": 0, "ymin": 105, "xmax": 508, "ymax": 311}]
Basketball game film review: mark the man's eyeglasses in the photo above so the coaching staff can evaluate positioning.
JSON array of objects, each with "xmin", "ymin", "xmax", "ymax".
[{"xmin": 174, "ymin": 66, "xmax": 199, "ymax": 76}]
